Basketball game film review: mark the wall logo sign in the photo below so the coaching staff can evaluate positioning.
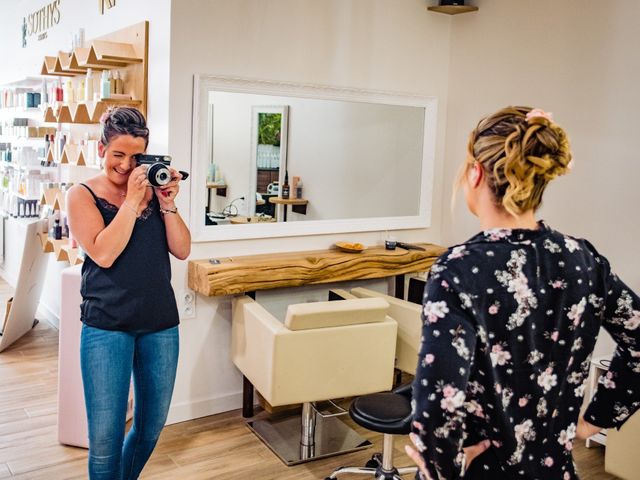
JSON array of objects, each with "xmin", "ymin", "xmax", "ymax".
[
  {"xmin": 22, "ymin": 0, "xmax": 61, "ymax": 47},
  {"xmin": 99, "ymin": 0, "xmax": 116, "ymax": 15}
]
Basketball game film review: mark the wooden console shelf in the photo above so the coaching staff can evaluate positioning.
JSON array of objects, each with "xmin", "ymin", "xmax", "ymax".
[
  {"xmin": 427, "ymin": 5, "xmax": 478, "ymax": 15},
  {"xmin": 188, "ymin": 243, "xmax": 445, "ymax": 297}
]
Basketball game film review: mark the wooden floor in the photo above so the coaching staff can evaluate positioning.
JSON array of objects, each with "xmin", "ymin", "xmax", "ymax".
[{"xmin": 0, "ymin": 315, "xmax": 617, "ymax": 479}]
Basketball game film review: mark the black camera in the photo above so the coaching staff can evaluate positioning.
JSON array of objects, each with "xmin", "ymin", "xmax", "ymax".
[
  {"xmin": 133, "ymin": 154, "xmax": 190, "ymax": 187},
  {"xmin": 134, "ymin": 154, "xmax": 173, "ymax": 187}
]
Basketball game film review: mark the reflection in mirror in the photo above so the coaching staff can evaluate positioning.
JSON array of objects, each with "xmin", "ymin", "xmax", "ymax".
[
  {"xmin": 191, "ymin": 76, "xmax": 437, "ymax": 242},
  {"xmin": 249, "ymin": 106, "xmax": 288, "ymax": 222}
]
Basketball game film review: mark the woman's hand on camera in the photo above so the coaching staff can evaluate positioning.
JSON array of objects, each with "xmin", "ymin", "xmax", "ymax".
[
  {"xmin": 154, "ymin": 167, "xmax": 181, "ymax": 208},
  {"xmin": 126, "ymin": 165, "xmax": 149, "ymax": 206}
]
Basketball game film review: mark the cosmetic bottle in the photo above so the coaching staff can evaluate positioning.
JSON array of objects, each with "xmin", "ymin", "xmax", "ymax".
[
  {"xmin": 54, "ymin": 215, "xmax": 62, "ymax": 240},
  {"xmin": 77, "ymin": 80, "xmax": 85, "ymax": 103},
  {"xmin": 85, "ymin": 69, "xmax": 93, "ymax": 102},
  {"xmin": 56, "ymin": 80, "xmax": 63, "ymax": 102},
  {"xmin": 62, "ymin": 214, "xmax": 69, "ymax": 238},
  {"xmin": 65, "ymin": 79, "xmax": 74, "ymax": 103},
  {"xmin": 296, "ymin": 180, "xmax": 303, "ymax": 199},
  {"xmin": 281, "ymin": 171, "xmax": 290, "ymax": 199},
  {"xmin": 100, "ymin": 70, "xmax": 110, "ymax": 99},
  {"xmin": 40, "ymin": 79, "xmax": 48, "ymax": 107},
  {"xmin": 114, "ymin": 70, "xmax": 124, "ymax": 94}
]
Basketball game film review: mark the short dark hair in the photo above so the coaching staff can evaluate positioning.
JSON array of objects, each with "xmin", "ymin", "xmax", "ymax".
[{"xmin": 100, "ymin": 106, "xmax": 149, "ymax": 148}]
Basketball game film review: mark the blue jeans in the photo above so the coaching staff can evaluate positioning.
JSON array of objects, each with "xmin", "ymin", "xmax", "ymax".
[{"xmin": 80, "ymin": 324, "xmax": 179, "ymax": 480}]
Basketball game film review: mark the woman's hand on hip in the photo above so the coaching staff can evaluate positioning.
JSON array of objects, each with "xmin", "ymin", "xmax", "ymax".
[
  {"xmin": 576, "ymin": 416, "xmax": 602, "ymax": 440},
  {"xmin": 404, "ymin": 433, "xmax": 490, "ymax": 479}
]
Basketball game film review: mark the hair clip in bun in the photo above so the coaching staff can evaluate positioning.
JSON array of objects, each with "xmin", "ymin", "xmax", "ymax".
[{"xmin": 526, "ymin": 108, "xmax": 554, "ymax": 123}]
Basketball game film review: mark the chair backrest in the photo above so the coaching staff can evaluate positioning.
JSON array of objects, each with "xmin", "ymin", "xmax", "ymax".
[
  {"xmin": 285, "ymin": 297, "xmax": 389, "ymax": 331},
  {"xmin": 350, "ymin": 287, "xmax": 422, "ymax": 374}
]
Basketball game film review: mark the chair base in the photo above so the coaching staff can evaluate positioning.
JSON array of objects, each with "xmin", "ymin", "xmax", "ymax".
[
  {"xmin": 326, "ymin": 441, "xmax": 418, "ymax": 479},
  {"xmin": 248, "ymin": 413, "xmax": 372, "ymax": 466}
]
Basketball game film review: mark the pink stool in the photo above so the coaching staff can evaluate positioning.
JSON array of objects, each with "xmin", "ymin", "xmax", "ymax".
[{"xmin": 58, "ymin": 265, "xmax": 132, "ymax": 448}]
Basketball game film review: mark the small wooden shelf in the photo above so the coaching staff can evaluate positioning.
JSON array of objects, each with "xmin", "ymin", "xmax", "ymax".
[
  {"xmin": 269, "ymin": 196, "xmax": 309, "ymax": 215},
  {"xmin": 268, "ymin": 197, "xmax": 308, "ymax": 205},
  {"xmin": 39, "ymin": 22, "xmax": 149, "ymax": 117},
  {"xmin": 60, "ymin": 144, "xmax": 87, "ymax": 166},
  {"xmin": 40, "ymin": 187, "xmax": 60, "ymax": 207},
  {"xmin": 40, "ymin": 187, "xmax": 65, "ymax": 210},
  {"xmin": 43, "ymin": 99, "xmax": 142, "ymax": 124},
  {"xmin": 45, "ymin": 146, "xmax": 55, "ymax": 164},
  {"xmin": 206, "ymin": 183, "xmax": 227, "ymax": 197},
  {"xmin": 60, "ymin": 244, "xmax": 84, "ymax": 265},
  {"xmin": 427, "ymin": 5, "xmax": 478, "ymax": 15},
  {"xmin": 36, "ymin": 232, "xmax": 83, "ymax": 264},
  {"xmin": 37, "ymin": 232, "xmax": 54, "ymax": 253},
  {"xmin": 54, "ymin": 52, "xmax": 86, "ymax": 75},
  {"xmin": 41, "ymin": 56, "xmax": 75, "ymax": 77}
]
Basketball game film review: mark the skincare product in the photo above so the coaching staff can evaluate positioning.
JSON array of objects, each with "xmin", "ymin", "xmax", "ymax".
[
  {"xmin": 85, "ymin": 69, "xmax": 93, "ymax": 102},
  {"xmin": 100, "ymin": 70, "xmax": 111, "ymax": 99},
  {"xmin": 64, "ymin": 79, "xmax": 74, "ymax": 103},
  {"xmin": 54, "ymin": 214, "xmax": 62, "ymax": 240},
  {"xmin": 114, "ymin": 70, "xmax": 124, "ymax": 94},
  {"xmin": 77, "ymin": 80, "xmax": 85, "ymax": 103},
  {"xmin": 281, "ymin": 171, "xmax": 290, "ymax": 199}
]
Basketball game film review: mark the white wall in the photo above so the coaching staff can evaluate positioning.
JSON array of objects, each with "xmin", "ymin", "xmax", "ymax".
[
  {"xmin": 0, "ymin": 1, "xmax": 171, "ymax": 319},
  {"xmin": 442, "ymin": 0, "xmax": 640, "ymax": 355},
  {"xmin": 168, "ymin": 0, "xmax": 453, "ymax": 423}
]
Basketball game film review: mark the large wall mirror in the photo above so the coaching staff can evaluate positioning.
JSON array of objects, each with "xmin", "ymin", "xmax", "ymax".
[{"xmin": 190, "ymin": 75, "xmax": 438, "ymax": 242}]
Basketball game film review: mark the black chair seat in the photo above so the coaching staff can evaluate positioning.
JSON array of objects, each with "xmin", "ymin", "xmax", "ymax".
[{"xmin": 349, "ymin": 391, "xmax": 412, "ymax": 435}]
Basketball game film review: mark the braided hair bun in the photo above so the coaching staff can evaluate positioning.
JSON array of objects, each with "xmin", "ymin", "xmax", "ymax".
[{"xmin": 467, "ymin": 106, "xmax": 572, "ymax": 216}]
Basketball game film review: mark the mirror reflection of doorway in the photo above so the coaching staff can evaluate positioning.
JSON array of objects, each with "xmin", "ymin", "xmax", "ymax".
[
  {"xmin": 256, "ymin": 112, "xmax": 281, "ymax": 218},
  {"xmin": 250, "ymin": 106, "xmax": 289, "ymax": 219}
]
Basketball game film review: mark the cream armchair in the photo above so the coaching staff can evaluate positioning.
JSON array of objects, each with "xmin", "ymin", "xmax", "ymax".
[
  {"xmin": 231, "ymin": 294, "xmax": 398, "ymax": 465},
  {"xmin": 605, "ymin": 410, "xmax": 640, "ymax": 479},
  {"xmin": 350, "ymin": 287, "xmax": 422, "ymax": 374}
]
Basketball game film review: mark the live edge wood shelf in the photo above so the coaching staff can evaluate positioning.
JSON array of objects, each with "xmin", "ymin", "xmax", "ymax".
[{"xmin": 188, "ymin": 243, "xmax": 445, "ymax": 297}]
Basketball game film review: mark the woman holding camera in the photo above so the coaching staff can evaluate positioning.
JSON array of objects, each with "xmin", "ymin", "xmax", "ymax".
[
  {"xmin": 405, "ymin": 106, "xmax": 640, "ymax": 479},
  {"xmin": 66, "ymin": 107, "xmax": 190, "ymax": 479}
]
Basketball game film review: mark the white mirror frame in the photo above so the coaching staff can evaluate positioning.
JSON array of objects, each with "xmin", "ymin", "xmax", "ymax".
[{"xmin": 190, "ymin": 74, "xmax": 438, "ymax": 242}]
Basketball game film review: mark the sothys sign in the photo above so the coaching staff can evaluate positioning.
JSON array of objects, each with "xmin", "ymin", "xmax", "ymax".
[
  {"xmin": 100, "ymin": 0, "xmax": 116, "ymax": 15},
  {"xmin": 22, "ymin": 0, "xmax": 61, "ymax": 47}
]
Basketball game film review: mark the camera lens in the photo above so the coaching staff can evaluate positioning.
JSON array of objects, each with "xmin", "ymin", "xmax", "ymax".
[{"xmin": 147, "ymin": 163, "xmax": 171, "ymax": 187}]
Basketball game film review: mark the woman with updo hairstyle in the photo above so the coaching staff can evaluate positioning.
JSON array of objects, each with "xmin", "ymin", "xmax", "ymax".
[
  {"xmin": 66, "ymin": 106, "xmax": 190, "ymax": 479},
  {"xmin": 405, "ymin": 107, "xmax": 640, "ymax": 479}
]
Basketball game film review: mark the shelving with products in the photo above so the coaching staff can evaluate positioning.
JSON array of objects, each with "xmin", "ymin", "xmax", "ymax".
[
  {"xmin": 0, "ymin": 79, "xmax": 60, "ymax": 221},
  {"xmin": 21, "ymin": 22, "xmax": 148, "ymax": 266}
]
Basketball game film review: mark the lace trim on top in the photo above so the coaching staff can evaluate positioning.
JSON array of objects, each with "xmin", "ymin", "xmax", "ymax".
[{"xmin": 96, "ymin": 197, "xmax": 154, "ymax": 221}]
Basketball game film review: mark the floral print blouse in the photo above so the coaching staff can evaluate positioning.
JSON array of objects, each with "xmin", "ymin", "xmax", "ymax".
[{"xmin": 411, "ymin": 221, "xmax": 640, "ymax": 479}]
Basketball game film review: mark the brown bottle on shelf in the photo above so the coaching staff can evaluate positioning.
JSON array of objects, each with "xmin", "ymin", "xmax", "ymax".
[{"xmin": 281, "ymin": 171, "xmax": 290, "ymax": 199}]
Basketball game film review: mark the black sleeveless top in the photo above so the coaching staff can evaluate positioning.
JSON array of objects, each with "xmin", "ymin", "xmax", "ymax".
[{"xmin": 79, "ymin": 184, "xmax": 179, "ymax": 332}]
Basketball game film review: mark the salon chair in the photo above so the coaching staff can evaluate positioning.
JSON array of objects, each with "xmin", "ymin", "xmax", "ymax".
[
  {"xmin": 605, "ymin": 409, "xmax": 640, "ymax": 479},
  {"xmin": 326, "ymin": 287, "xmax": 422, "ymax": 479},
  {"xmin": 231, "ymin": 294, "xmax": 398, "ymax": 465}
]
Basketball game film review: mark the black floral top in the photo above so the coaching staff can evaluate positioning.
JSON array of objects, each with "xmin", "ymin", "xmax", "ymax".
[{"xmin": 411, "ymin": 221, "xmax": 640, "ymax": 479}]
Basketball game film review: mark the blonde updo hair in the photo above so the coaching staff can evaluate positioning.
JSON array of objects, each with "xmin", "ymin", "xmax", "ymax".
[{"xmin": 462, "ymin": 106, "xmax": 572, "ymax": 216}]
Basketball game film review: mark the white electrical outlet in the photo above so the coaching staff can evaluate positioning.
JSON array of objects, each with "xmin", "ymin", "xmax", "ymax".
[{"xmin": 180, "ymin": 289, "xmax": 196, "ymax": 319}]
